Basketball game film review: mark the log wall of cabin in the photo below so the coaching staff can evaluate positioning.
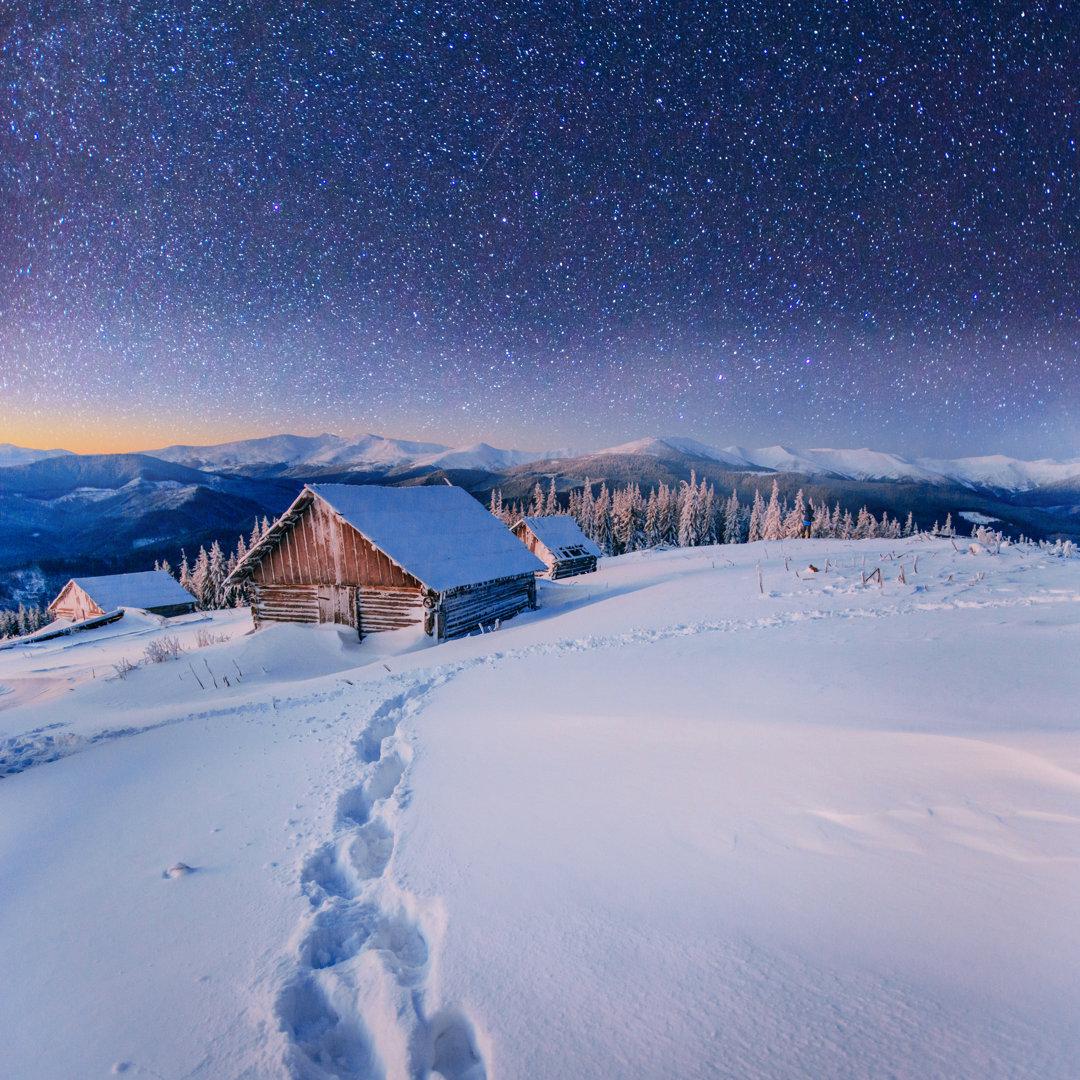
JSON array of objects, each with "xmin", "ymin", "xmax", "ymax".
[
  {"xmin": 440, "ymin": 575, "xmax": 535, "ymax": 639},
  {"xmin": 549, "ymin": 554, "xmax": 597, "ymax": 579}
]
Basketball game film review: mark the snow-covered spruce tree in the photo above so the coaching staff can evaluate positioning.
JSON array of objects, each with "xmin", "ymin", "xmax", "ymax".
[
  {"xmin": 190, "ymin": 547, "xmax": 211, "ymax": 611},
  {"xmin": 488, "ymin": 488, "xmax": 503, "ymax": 521},
  {"xmin": 577, "ymin": 479, "xmax": 595, "ymax": 539},
  {"xmin": 529, "ymin": 482, "xmax": 545, "ymax": 518},
  {"xmin": 544, "ymin": 476, "xmax": 559, "ymax": 516},
  {"xmin": 611, "ymin": 487, "xmax": 633, "ymax": 554},
  {"xmin": 762, "ymin": 480, "xmax": 783, "ymax": 541},
  {"xmin": 677, "ymin": 476, "xmax": 698, "ymax": 547},
  {"xmin": 207, "ymin": 541, "xmax": 227, "ymax": 609},
  {"xmin": 593, "ymin": 482, "xmax": 613, "ymax": 555},
  {"xmin": 179, "ymin": 552, "xmax": 193, "ymax": 595},
  {"xmin": 784, "ymin": 489, "xmax": 807, "ymax": 539},
  {"xmin": 903, "ymin": 511, "xmax": 915, "ymax": 537},
  {"xmin": 643, "ymin": 489, "xmax": 660, "ymax": 547},
  {"xmin": 657, "ymin": 484, "xmax": 677, "ymax": 546},
  {"xmin": 747, "ymin": 489, "xmax": 765, "ymax": 543},
  {"xmin": 722, "ymin": 489, "xmax": 739, "ymax": 543}
]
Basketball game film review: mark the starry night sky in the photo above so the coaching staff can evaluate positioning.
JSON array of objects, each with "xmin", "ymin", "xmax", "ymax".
[{"xmin": 2, "ymin": 1, "xmax": 1078, "ymax": 457}]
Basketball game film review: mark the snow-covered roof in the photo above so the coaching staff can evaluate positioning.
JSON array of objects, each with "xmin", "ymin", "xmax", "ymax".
[
  {"xmin": 311, "ymin": 484, "xmax": 545, "ymax": 591},
  {"xmin": 516, "ymin": 516, "xmax": 602, "ymax": 561},
  {"xmin": 232, "ymin": 484, "xmax": 545, "ymax": 593},
  {"xmin": 55, "ymin": 570, "xmax": 195, "ymax": 612}
]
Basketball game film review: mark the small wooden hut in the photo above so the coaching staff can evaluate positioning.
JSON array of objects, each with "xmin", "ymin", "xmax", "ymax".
[
  {"xmin": 512, "ymin": 516, "xmax": 601, "ymax": 579},
  {"xmin": 225, "ymin": 484, "xmax": 546, "ymax": 640},
  {"xmin": 48, "ymin": 570, "xmax": 196, "ymax": 621}
]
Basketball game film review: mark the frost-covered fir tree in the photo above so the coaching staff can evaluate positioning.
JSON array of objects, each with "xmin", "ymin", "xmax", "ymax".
[
  {"xmin": 903, "ymin": 511, "xmax": 915, "ymax": 537},
  {"xmin": 747, "ymin": 489, "xmax": 765, "ymax": 543},
  {"xmin": 723, "ymin": 489, "xmax": 741, "ymax": 544},
  {"xmin": 179, "ymin": 552, "xmax": 193, "ymax": 596},
  {"xmin": 578, "ymin": 480, "xmax": 595, "ymax": 540},
  {"xmin": 677, "ymin": 476, "xmax": 698, "ymax": 547},
  {"xmin": 544, "ymin": 476, "xmax": 559, "ymax": 517},
  {"xmin": 644, "ymin": 489, "xmax": 660, "ymax": 547},
  {"xmin": 529, "ymin": 482, "xmax": 546, "ymax": 518},
  {"xmin": 762, "ymin": 480, "xmax": 783, "ymax": 541},
  {"xmin": 784, "ymin": 490, "xmax": 807, "ymax": 539},
  {"xmin": 593, "ymin": 483, "xmax": 613, "ymax": 554}
]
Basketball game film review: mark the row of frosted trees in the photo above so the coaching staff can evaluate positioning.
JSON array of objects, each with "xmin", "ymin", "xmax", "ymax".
[
  {"xmin": 0, "ymin": 603, "xmax": 51, "ymax": 639},
  {"xmin": 157, "ymin": 517, "xmax": 273, "ymax": 612},
  {"xmin": 491, "ymin": 475, "xmax": 915, "ymax": 556}
]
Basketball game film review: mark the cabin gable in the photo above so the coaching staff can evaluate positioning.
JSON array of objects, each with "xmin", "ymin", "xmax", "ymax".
[
  {"xmin": 249, "ymin": 494, "xmax": 422, "ymax": 591},
  {"xmin": 49, "ymin": 581, "xmax": 103, "ymax": 622}
]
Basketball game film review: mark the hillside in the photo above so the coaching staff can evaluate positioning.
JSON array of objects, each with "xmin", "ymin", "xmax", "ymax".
[{"xmin": 1, "ymin": 538, "xmax": 1078, "ymax": 1078}]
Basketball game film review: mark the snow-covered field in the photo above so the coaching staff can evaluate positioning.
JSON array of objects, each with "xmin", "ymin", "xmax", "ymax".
[{"xmin": 2, "ymin": 538, "xmax": 1079, "ymax": 1079}]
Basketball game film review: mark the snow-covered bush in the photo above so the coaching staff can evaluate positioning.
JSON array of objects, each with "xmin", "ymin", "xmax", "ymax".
[{"xmin": 143, "ymin": 636, "xmax": 184, "ymax": 664}]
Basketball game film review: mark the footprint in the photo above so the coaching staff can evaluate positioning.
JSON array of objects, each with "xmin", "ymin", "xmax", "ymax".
[
  {"xmin": 275, "ymin": 973, "xmax": 381, "ymax": 1079},
  {"xmin": 428, "ymin": 1012, "xmax": 487, "ymax": 1080},
  {"xmin": 364, "ymin": 751, "xmax": 405, "ymax": 804},
  {"xmin": 300, "ymin": 841, "xmax": 353, "ymax": 903},
  {"xmin": 298, "ymin": 899, "xmax": 380, "ymax": 970},
  {"xmin": 369, "ymin": 912, "xmax": 429, "ymax": 986},
  {"xmin": 345, "ymin": 819, "xmax": 394, "ymax": 881},
  {"xmin": 335, "ymin": 786, "xmax": 371, "ymax": 829}
]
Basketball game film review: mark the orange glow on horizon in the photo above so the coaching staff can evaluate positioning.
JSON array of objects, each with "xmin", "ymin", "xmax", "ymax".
[{"xmin": 0, "ymin": 415, "xmax": 306, "ymax": 456}]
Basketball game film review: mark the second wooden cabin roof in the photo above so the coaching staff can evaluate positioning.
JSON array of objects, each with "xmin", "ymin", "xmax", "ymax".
[
  {"xmin": 49, "ymin": 570, "xmax": 195, "ymax": 613},
  {"xmin": 230, "ymin": 484, "xmax": 545, "ymax": 594},
  {"xmin": 515, "ymin": 515, "xmax": 602, "ymax": 561}
]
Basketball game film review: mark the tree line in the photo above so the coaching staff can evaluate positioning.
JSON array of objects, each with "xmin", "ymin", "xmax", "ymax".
[{"xmin": 491, "ymin": 475, "xmax": 917, "ymax": 555}]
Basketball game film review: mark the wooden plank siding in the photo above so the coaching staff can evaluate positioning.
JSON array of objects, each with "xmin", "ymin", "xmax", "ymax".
[
  {"xmin": 356, "ymin": 588, "xmax": 424, "ymax": 634},
  {"xmin": 50, "ymin": 582, "xmax": 102, "ymax": 622},
  {"xmin": 252, "ymin": 584, "xmax": 320, "ymax": 626},
  {"xmin": 549, "ymin": 555, "xmax": 598, "ymax": 579},
  {"xmin": 440, "ymin": 576, "xmax": 535, "ymax": 639}
]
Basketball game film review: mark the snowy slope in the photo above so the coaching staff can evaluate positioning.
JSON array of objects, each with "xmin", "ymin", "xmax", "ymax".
[{"xmin": 2, "ymin": 538, "xmax": 1079, "ymax": 1079}]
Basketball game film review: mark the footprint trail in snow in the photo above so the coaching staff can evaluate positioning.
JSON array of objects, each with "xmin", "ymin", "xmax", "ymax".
[{"xmin": 276, "ymin": 667, "xmax": 487, "ymax": 1080}]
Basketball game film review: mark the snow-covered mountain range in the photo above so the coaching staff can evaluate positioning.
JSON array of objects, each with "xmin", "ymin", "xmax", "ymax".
[
  {"xmin": 6, "ymin": 432, "xmax": 1080, "ymax": 492},
  {"xmin": 148, "ymin": 432, "xmax": 579, "ymax": 476},
  {"xmin": 592, "ymin": 436, "xmax": 1080, "ymax": 492}
]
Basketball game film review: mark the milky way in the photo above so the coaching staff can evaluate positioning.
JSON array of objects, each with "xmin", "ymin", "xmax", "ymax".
[{"xmin": 2, "ymin": 1, "xmax": 1077, "ymax": 455}]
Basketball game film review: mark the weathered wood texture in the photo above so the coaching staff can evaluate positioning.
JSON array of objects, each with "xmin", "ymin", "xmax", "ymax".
[
  {"xmin": 549, "ymin": 555, "xmax": 598, "ymax": 579},
  {"xmin": 441, "ymin": 576, "xmax": 535, "ymax": 639},
  {"xmin": 356, "ymin": 587, "xmax": 423, "ymax": 634},
  {"xmin": 50, "ymin": 582, "xmax": 102, "ymax": 622},
  {"xmin": 250, "ymin": 496, "xmax": 420, "ymax": 591},
  {"xmin": 252, "ymin": 584, "xmax": 320, "ymax": 626}
]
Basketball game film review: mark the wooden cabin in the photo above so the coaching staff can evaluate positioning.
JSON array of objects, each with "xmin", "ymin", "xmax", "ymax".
[
  {"xmin": 225, "ymin": 484, "xmax": 546, "ymax": 640},
  {"xmin": 48, "ymin": 570, "xmax": 197, "ymax": 621},
  {"xmin": 512, "ymin": 516, "xmax": 601, "ymax": 579}
]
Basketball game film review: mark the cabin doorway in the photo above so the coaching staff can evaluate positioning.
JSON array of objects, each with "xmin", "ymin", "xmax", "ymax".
[{"xmin": 317, "ymin": 586, "xmax": 354, "ymax": 627}]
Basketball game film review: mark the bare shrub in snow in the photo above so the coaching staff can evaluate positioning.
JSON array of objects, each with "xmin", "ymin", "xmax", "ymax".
[
  {"xmin": 113, "ymin": 657, "xmax": 135, "ymax": 678},
  {"xmin": 143, "ymin": 636, "xmax": 184, "ymax": 664},
  {"xmin": 194, "ymin": 627, "xmax": 230, "ymax": 649}
]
